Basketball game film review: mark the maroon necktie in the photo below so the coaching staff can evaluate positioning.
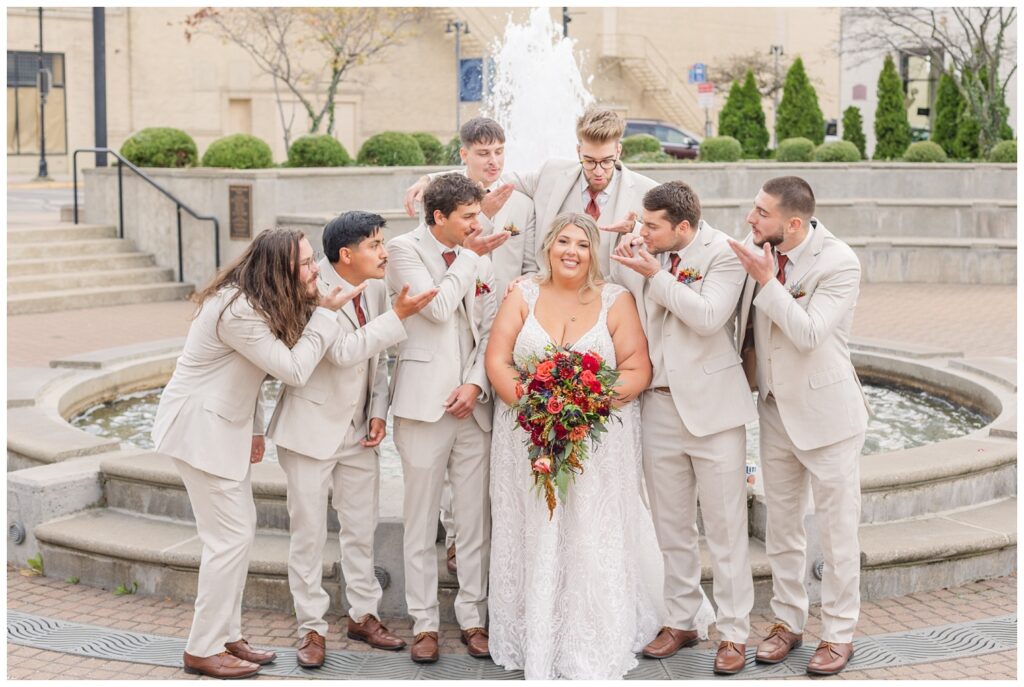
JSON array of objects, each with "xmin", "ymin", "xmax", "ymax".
[
  {"xmin": 668, "ymin": 252, "xmax": 681, "ymax": 276},
  {"xmin": 442, "ymin": 250, "xmax": 457, "ymax": 269},
  {"xmin": 585, "ymin": 189, "xmax": 601, "ymax": 222},
  {"xmin": 352, "ymin": 293, "xmax": 367, "ymax": 328},
  {"xmin": 776, "ymin": 253, "xmax": 789, "ymax": 285}
]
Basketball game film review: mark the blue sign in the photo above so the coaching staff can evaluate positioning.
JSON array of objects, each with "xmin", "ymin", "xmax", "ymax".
[
  {"xmin": 459, "ymin": 58, "xmax": 483, "ymax": 102},
  {"xmin": 688, "ymin": 62, "xmax": 707, "ymax": 85}
]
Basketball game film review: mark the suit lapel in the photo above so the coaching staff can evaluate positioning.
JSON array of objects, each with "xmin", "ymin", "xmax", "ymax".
[
  {"xmin": 784, "ymin": 219, "xmax": 828, "ymax": 291},
  {"xmin": 318, "ymin": 257, "xmax": 359, "ymax": 330},
  {"xmin": 410, "ymin": 224, "xmax": 447, "ymax": 285},
  {"xmin": 547, "ymin": 164, "xmax": 584, "ymax": 230}
]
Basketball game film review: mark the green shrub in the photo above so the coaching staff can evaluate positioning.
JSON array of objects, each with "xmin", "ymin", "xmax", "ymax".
[
  {"xmin": 813, "ymin": 141, "xmax": 862, "ymax": 162},
  {"xmin": 901, "ymin": 141, "xmax": 947, "ymax": 163},
  {"xmin": 719, "ymin": 70, "xmax": 769, "ymax": 158},
  {"xmin": 286, "ymin": 134, "xmax": 352, "ymax": 168},
  {"xmin": 873, "ymin": 55, "xmax": 911, "ymax": 160},
  {"xmin": 841, "ymin": 106, "xmax": 866, "ymax": 159},
  {"xmin": 775, "ymin": 57, "xmax": 825, "ymax": 145},
  {"xmin": 621, "ymin": 134, "xmax": 662, "ymax": 159},
  {"xmin": 201, "ymin": 134, "xmax": 274, "ymax": 169},
  {"xmin": 988, "ymin": 139, "xmax": 1016, "ymax": 163},
  {"xmin": 411, "ymin": 132, "xmax": 446, "ymax": 165},
  {"xmin": 698, "ymin": 136, "xmax": 742, "ymax": 162},
  {"xmin": 443, "ymin": 135, "xmax": 462, "ymax": 165},
  {"xmin": 776, "ymin": 137, "xmax": 815, "ymax": 162},
  {"xmin": 931, "ymin": 72, "xmax": 962, "ymax": 157},
  {"xmin": 119, "ymin": 127, "xmax": 198, "ymax": 168},
  {"xmin": 356, "ymin": 132, "xmax": 426, "ymax": 166},
  {"xmin": 624, "ymin": 150, "xmax": 676, "ymax": 164}
]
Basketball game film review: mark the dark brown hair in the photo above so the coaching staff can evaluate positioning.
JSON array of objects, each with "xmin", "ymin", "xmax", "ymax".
[
  {"xmin": 192, "ymin": 228, "xmax": 317, "ymax": 347},
  {"xmin": 460, "ymin": 117, "xmax": 505, "ymax": 147},
  {"xmin": 762, "ymin": 176, "xmax": 816, "ymax": 219},
  {"xmin": 643, "ymin": 181, "xmax": 701, "ymax": 228},
  {"xmin": 424, "ymin": 173, "xmax": 485, "ymax": 226}
]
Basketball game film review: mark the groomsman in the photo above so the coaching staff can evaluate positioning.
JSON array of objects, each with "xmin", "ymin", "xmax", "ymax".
[
  {"xmin": 386, "ymin": 174, "xmax": 505, "ymax": 663},
  {"xmin": 610, "ymin": 181, "xmax": 757, "ymax": 675},
  {"xmin": 266, "ymin": 212, "xmax": 438, "ymax": 667},
  {"xmin": 729, "ymin": 176, "xmax": 870, "ymax": 676}
]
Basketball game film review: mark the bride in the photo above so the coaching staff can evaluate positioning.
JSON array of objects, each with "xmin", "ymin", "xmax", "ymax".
[{"xmin": 484, "ymin": 213, "xmax": 710, "ymax": 679}]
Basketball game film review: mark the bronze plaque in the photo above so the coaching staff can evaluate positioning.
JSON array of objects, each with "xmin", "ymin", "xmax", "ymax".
[{"xmin": 229, "ymin": 185, "xmax": 252, "ymax": 240}]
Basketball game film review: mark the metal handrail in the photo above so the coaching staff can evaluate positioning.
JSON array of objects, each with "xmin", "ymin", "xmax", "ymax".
[{"xmin": 72, "ymin": 147, "xmax": 220, "ymax": 283}]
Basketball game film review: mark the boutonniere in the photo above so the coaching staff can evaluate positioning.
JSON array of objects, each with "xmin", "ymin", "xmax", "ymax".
[
  {"xmin": 676, "ymin": 267, "xmax": 703, "ymax": 285},
  {"xmin": 789, "ymin": 283, "xmax": 807, "ymax": 299},
  {"xmin": 475, "ymin": 279, "xmax": 492, "ymax": 296},
  {"xmin": 503, "ymin": 222, "xmax": 520, "ymax": 237}
]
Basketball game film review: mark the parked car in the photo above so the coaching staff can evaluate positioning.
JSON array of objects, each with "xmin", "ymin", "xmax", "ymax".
[{"xmin": 623, "ymin": 119, "xmax": 701, "ymax": 159}]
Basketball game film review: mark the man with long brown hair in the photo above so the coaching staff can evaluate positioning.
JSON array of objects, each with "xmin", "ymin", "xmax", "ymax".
[{"xmin": 152, "ymin": 228, "xmax": 358, "ymax": 679}]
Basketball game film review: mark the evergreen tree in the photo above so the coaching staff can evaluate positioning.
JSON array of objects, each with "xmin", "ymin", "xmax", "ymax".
[
  {"xmin": 930, "ymin": 72, "xmax": 962, "ymax": 157},
  {"xmin": 841, "ymin": 106, "xmax": 866, "ymax": 159},
  {"xmin": 953, "ymin": 97, "xmax": 981, "ymax": 159},
  {"xmin": 775, "ymin": 57, "xmax": 826, "ymax": 145},
  {"xmin": 873, "ymin": 54, "xmax": 911, "ymax": 160},
  {"xmin": 719, "ymin": 70, "xmax": 769, "ymax": 158},
  {"xmin": 718, "ymin": 80, "xmax": 745, "ymax": 145}
]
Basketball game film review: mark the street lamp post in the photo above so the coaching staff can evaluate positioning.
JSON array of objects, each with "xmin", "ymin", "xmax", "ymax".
[
  {"xmin": 36, "ymin": 7, "xmax": 48, "ymax": 180},
  {"xmin": 446, "ymin": 20, "xmax": 470, "ymax": 133},
  {"xmin": 769, "ymin": 44, "xmax": 784, "ymax": 148},
  {"xmin": 562, "ymin": 7, "xmax": 571, "ymax": 37}
]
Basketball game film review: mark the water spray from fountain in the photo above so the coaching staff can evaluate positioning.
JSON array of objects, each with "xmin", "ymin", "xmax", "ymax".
[{"xmin": 484, "ymin": 7, "xmax": 594, "ymax": 174}]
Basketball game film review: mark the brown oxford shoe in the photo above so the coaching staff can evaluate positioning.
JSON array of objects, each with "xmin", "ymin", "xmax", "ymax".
[
  {"xmin": 461, "ymin": 626, "xmax": 490, "ymax": 658},
  {"xmin": 296, "ymin": 630, "xmax": 326, "ymax": 669},
  {"xmin": 224, "ymin": 638, "xmax": 276, "ymax": 665},
  {"xmin": 411, "ymin": 631, "xmax": 439, "ymax": 663},
  {"xmin": 642, "ymin": 626, "xmax": 699, "ymax": 659},
  {"xmin": 446, "ymin": 544, "xmax": 458, "ymax": 575},
  {"xmin": 713, "ymin": 641, "xmax": 747, "ymax": 675},
  {"xmin": 755, "ymin": 623, "xmax": 803, "ymax": 664},
  {"xmin": 806, "ymin": 641, "xmax": 854, "ymax": 675},
  {"xmin": 347, "ymin": 614, "xmax": 407, "ymax": 650},
  {"xmin": 182, "ymin": 651, "xmax": 261, "ymax": 679}
]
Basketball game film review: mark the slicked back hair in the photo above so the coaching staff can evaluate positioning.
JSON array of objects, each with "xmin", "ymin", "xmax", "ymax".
[
  {"xmin": 323, "ymin": 211, "xmax": 386, "ymax": 263},
  {"xmin": 576, "ymin": 105, "xmax": 626, "ymax": 144}
]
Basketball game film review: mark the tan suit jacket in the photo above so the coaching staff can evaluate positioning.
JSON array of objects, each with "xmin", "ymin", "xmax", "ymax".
[
  {"xmin": 736, "ymin": 220, "xmax": 870, "ymax": 451},
  {"xmin": 152, "ymin": 287, "xmax": 340, "ymax": 481},
  {"xmin": 266, "ymin": 260, "xmax": 407, "ymax": 460},
  {"xmin": 502, "ymin": 159, "xmax": 658, "ymax": 275},
  {"xmin": 385, "ymin": 224, "xmax": 497, "ymax": 431},
  {"xmin": 612, "ymin": 221, "xmax": 757, "ymax": 437}
]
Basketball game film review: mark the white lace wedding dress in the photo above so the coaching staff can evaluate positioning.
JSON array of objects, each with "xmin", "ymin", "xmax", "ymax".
[{"xmin": 488, "ymin": 281, "xmax": 712, "ymax": 680}]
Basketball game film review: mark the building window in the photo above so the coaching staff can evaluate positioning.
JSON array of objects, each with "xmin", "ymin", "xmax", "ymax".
[{"xmin": 7, "ymin": 50, "xmax": 68, "ymax": 155}]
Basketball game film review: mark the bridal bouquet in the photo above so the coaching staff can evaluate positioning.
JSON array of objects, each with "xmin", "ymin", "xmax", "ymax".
[{"xmin": 510, "ymin": 345, "xmax": 620, "ymax": 518}]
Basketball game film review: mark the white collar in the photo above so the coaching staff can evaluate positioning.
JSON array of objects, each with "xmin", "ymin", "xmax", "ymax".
[
  {"xmin": 779, "ymin": 223, "xmax": 814, "ymax": 266},
  {"xmin": 425, "ymin": 225, "xmax": 459, "ymax": 256}
]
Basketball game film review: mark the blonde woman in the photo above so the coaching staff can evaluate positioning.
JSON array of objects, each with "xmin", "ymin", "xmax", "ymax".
[{"xmin": 483, "ymin": 212, "xmax": 660, "ymax": 679}]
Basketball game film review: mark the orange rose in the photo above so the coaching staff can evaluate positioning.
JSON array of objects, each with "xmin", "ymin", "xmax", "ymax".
[
  {"xmin": 515, "ymin": 382, "xmax": 525, "ymax": 399},
  {"xmin": 535, "ymin": 360, "xmax": 556, "ymax": 383},
  {"xmin": 546, "ymin": 396, "xmax": 564, "ymax": 414}
]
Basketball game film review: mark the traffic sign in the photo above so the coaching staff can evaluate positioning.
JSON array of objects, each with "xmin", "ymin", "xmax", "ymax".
[
  {"xmin": 688, "ymin": 62, "xmax": 707, "ymax": 84},
  {"xmin": 697, "ymin": 82, "xmax": 714, "ymax": 109}
]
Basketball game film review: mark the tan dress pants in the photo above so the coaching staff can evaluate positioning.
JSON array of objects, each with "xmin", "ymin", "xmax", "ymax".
[
  {"xmin": 758, "ymin": 394, "xmax": 863, "ymax": 643},
  {"xmin": 277, "ymin": 445, "xmax": 382, "ymax": 636}
]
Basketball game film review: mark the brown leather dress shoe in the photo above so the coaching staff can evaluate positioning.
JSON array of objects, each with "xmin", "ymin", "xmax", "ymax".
[
  {"xmin": 446, "ymin": 544, "xmax": 458, "ymax": 575},
  {"xmin": 755, "ymin": 623, "xmax": 803, "ymax": 664},
  {"xmin": 713, "ymin": 641, "xmax": 747, "ymax": 675},
  {"xmin": 182, "ymin": 651, "xmax": 261, "ymax": 679},
  {"xmin": 347, "ymin": 614, "xmax": 407, "ymax": 650},
  {"xmin": 224, "ymin": 638, "xmax": 276, "ymax": 665},
  {"xmin": 642, "ymin": 627, "xmax": 699, "ymax": 659},
  {"xmin": 461, "ymin": 627, "xmax": 490, "ymax": 658},
  {"xmin": 411, "ymin": 631, "xmax": 439, "ymax": 663},
  {"xmin": 296, "ymin": 630, "xmax": 326, "ymax": 669},
  {"xmin": 806, "ymin": 641, "xmax": 854, "ymax": 675}
]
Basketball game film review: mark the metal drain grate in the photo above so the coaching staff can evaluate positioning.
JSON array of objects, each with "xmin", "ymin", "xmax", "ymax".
[{"xmin": 7, "ymin": 610, "xmax": 1016, "ymax": 680}]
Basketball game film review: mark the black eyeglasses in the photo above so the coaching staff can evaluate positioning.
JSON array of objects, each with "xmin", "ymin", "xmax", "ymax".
[{"xmin": 579, "ymin": 157, "xmax": 617, "ymax": 171}]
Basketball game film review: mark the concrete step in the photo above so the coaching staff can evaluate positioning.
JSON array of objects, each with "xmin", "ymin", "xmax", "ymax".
[
  {"xmin": 7, "ymin": 238, "xmax": 136, "ymax": 261},
  {"xmin": 6, "ymin": 252, "xmax": 157, "ymax": 277},
  {"xmin": 8, "ymin": 282, "xmax": 193, "ymax": 315},
  {"xmin": 7, "ymin": 266, "xmax": 177, "ymax": 295},
  {"xmin": 6, "ymin": 224, "xmax": 117, "ymax": 243}
]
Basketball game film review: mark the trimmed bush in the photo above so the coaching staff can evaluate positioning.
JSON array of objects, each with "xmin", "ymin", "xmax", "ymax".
[
  {"xmin": 873, "ymin": 54, "xmax": 911, "ymax": 160},
  {"xmin": 698, "ymin": 136, "xmax": 742, "ymax": 162},
  {"xmin": 813, "ymin": 141, "xmax": 862, "ymax": 162},
  {"xmin": 624, "ymin": 150, "xmax": 675, "ymax": 164},
  {"xmin": 776, "ymin": 137, "xmax": 815, "ymax": 162},
  {"xmin": 201, "ymin": 134, "xmax": 274, "ymax": 169},
  {"xmin": 444, "ymin": 135, "xmax": 462, "ymax": 165},
  {"xmin": 775, "ymin": 57, "xmax": 825, "ymax": 145},
  {"xmin": 621, "ymin": 134, "xmax": 662, "ymax": 159},
  {"xmin": 411, "ymin": 132, "xmax": 446, "ymax": 165},
  {"xmin": 719, "ymin": 70, "xmax": 769, "ymax": 158},
  {"xmin": 931, "ymin": 72, "xmax": 962, "ymax": 157},
  {"xmin": 286, "ymin": 134, "xmax": 352, "ymax": 168},
  {"xmin": 357, "ymin": 132, "xmax": 426, "ymax": 166},
  {"xmin": 841, "ymin": 106, "xmax": 866, "ymax": 159},
  {"xmin": 119, "ymin": 127, "xmax": 198, "ymax": 168},
  {"xmin": 988, "ymin": 139, "xmax": 1016, "ymax": 163},
  {"xmin": 901, "ymin": 141, "xmax": 947, "ymax": 163}
]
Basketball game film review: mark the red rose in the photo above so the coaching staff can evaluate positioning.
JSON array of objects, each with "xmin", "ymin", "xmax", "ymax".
[
  {"xmin": 532, "ymin": 457, "xmax": 552, "ymax": 474},
  {"xmin": 582, "ymin": 353, "xmax": 600, "ymax": 373},
  {"xmin": 546, "ymin": 396, "xmax": 565, "ymax": 414},
  {"xmin": 535, "ymin": 360, "xmax": 556, "ymax": 383},
  {"xmin": 588, "ymin": 380, "xmax": 602, "ymax": 394},
  {"xmin": 528, "ymin": 378, "xmax": 545, "ymax": 393},
  {"xmin": 580, "ymin": 370, "xmax": 597, "ymax": 386}
]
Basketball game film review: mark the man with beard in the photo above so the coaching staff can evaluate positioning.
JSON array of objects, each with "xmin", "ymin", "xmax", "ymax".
[{"xmin": 729, "ymin": 176, "xmax": 870, "ymax": 676}]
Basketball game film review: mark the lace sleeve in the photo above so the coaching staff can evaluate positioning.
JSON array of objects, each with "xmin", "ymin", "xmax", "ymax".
[{"xmin": 517, "ymin": 278, "xmax": 540, "ymax": 311}]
